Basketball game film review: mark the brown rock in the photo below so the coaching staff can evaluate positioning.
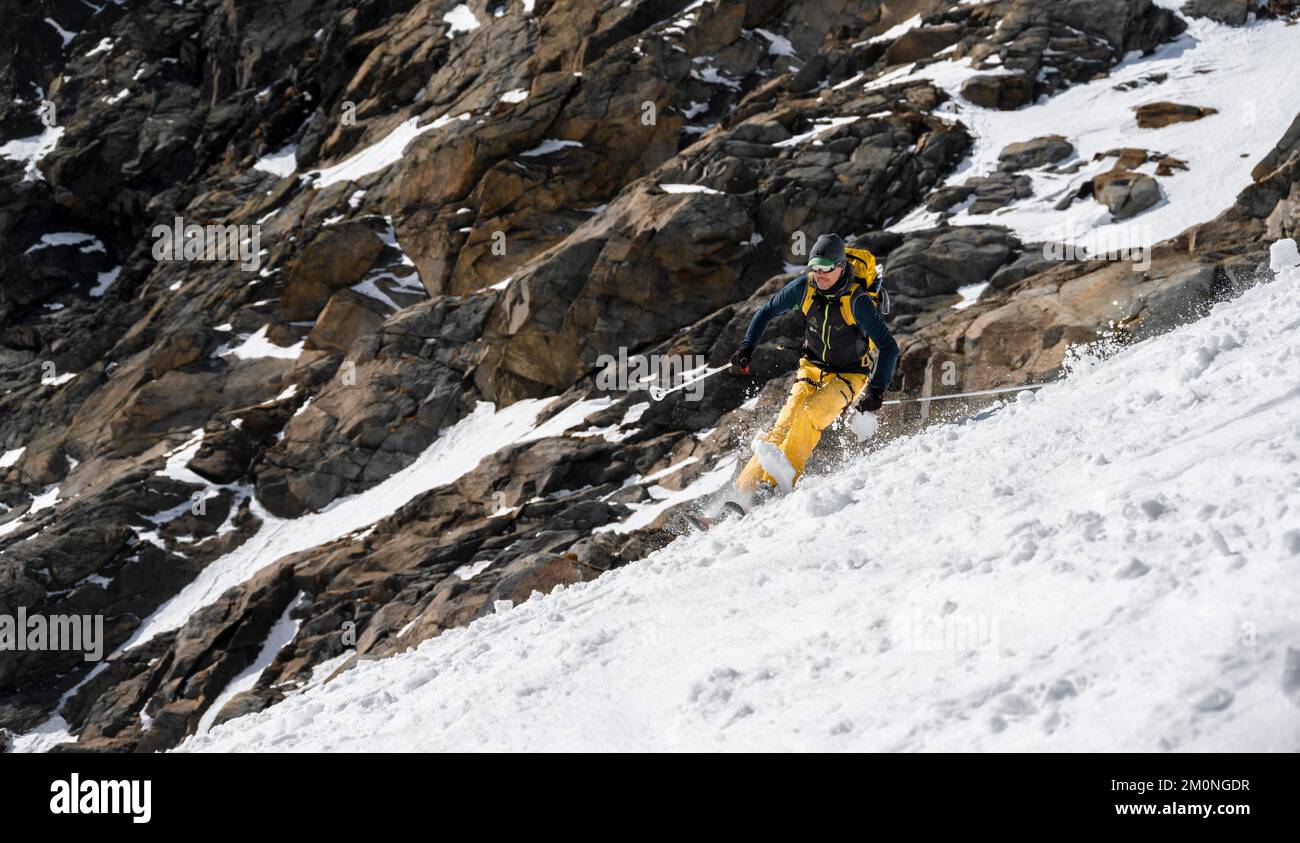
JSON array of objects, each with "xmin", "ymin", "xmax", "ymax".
[
  {"xmin": 961, "ymin": 74, "xmax": 1035, "ymax": 110},
  {"xmin": 107, "ymin": 371, "xmax": 225, "ymax": 457},
  {"xmin": 11, "ymin": 436, "xmax": 69, "ymax": 487},
  {"xmin": 1133, "ymin": 102, "xmax": 1218, "ymax": 129},
  {"xmin": 210, "ymin": 687, "xmax": 285, "ymax": 729},
  {"xmin": 1251, "ymin": 112, "xmax": 1300, "ymax": 182},
  {"xmin": 473, "ymin": 185, "xmax": 754, "ymax": 404},
  {"xmin": 1154, "ymin": 154, "xmax": 1188, "ymax": 176},
  {"xmin": 278, "ymin": 224, "xmax": 385, "ymax": 321},
  {"xmin": 306, "ymin": 289, "xmax": 389, "ymax": 354},
  {"xmin": 1094, "ymin": 147, "xmax": 1152, "ymax": 170},
  {"xmin": 482, "ymin": 552, "xmax": 595, "ymax": 610},
  {"xmin": 1265, "ymin": 181, "xmax": 1300, "ymax": 241},
  {"xmin": 884, "ymin": 24, "xmax": 965, "ymax": 65},
  {"xmin": 149, "ymin": 329, "xmax": 208, "ymax": 378}
]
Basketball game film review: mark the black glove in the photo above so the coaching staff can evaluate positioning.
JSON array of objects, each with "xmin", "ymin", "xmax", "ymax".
[
  {"xmin": 856, "ymin": 386, "xmax": 885, "ymax": 413},
  {"xmin": 729, "ymin": 346, "xmax": 753, "ymax": 375}
]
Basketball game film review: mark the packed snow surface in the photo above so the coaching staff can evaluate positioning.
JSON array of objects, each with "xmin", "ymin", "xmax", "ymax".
[
  {"xmin": 254, "ymin": 144, "xmax": 298, "ymax": 178},
  {"xmin": 184, "ymin": 262, "xmax": 1300, "ymax": 752}
]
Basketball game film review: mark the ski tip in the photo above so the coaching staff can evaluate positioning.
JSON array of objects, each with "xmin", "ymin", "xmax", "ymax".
[
  {"xmin": 677, "ymin": 501, "xmax": 745, "ymax": 534},
  {"xmin": 679, "ymin": 512, "xmax": 712, "ymax": 531}
]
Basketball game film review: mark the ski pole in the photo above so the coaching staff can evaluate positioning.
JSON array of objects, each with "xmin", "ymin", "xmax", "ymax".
[
  {"xmin": 882, "ymin": 381, "xmax": 1054, "ymax": 405},
  {"xmin": 849, "ymin": 380, "xmax": 1055, "ymax": 442},
  {"xmin": 648, "ymin": 365, "xmax": 731, "ymax": 401}
]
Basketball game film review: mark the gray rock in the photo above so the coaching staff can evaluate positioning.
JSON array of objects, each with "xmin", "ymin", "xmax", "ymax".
[
  {"xmin": 989, "ymin": 250, "xmax": 1057, "ymax": 289},
  {"xmin": 998, "ymin": 135, "xmax": 1076, "ymax": 172},
  {"xmin": 1181, "ymin": 0, "xmax": 1250, "ymax": 26},
  {"xmin": 926, "ymin": 185, "xmax": 976, "ymax": 213},
  {"xmin": 1095, "ymin": 170, "xmax": 1163, "ymax": 220},
  {"xmin": 848, "ymin": 230, "xmax": 904, "ymax": 256},
  {"xmin": 885, "ymin": 227, "xmax": 1020, "ymax": 297},
  {"xmin": 966, "ymin": 172, "xmax": 1035, "ymax": 214}
]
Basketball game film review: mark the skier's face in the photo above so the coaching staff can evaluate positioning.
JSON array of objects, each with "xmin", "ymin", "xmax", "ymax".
[{"xmin": 811, "ymin": 263, "xmax": 843, "ymax": 290}]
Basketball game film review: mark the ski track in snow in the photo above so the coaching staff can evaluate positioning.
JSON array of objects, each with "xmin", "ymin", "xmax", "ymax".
[{"xmin": 182, "ymin": 265, "xmax": 1300, "ymax": 753}]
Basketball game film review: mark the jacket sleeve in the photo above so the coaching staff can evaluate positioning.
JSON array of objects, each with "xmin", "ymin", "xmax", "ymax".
[
  {"xmin": 741, "ymin": 275, "xmax": 807, "ymax": 350},
  {"xmin": 852, "ymin": 294, "xmax": 899, "ymax": 392}
]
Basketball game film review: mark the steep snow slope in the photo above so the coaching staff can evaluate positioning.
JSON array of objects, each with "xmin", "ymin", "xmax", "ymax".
[
  {"xmin": 182, "ymin": 252, "xmax": 1300, "ymax": 753},
  {"xmin": 7, "ymin": 396, "xmax": 611, "ymax": 753}
]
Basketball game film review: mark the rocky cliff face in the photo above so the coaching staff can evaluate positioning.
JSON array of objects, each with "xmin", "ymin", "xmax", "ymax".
[{"xmin": 2, "ymin": 0, "xmax": 1298, "ymax": 751}]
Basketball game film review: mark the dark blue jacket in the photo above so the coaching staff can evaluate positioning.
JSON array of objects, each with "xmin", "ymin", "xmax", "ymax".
[{"xmin": 742, "ymin": 274, "xmax": 899, "ymax": 392}]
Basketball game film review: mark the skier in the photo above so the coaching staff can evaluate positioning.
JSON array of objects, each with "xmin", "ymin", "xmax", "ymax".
[{"xmin": 730, "ymin": 233, "xmax": 899, "ymax": 496}]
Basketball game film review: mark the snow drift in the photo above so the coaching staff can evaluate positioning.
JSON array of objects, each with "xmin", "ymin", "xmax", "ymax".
[{"xmin": 183, "ymin": 256, "xmax": 1300, "ymax": 752}]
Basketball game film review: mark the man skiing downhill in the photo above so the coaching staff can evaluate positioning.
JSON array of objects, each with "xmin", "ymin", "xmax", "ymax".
[{"xmin": 730, "ymin": 233, "xmax": 899, "ymax": 496}]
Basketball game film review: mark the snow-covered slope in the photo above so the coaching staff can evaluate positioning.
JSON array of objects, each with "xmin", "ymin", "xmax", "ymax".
[
  {"xmin": 886, "ymin": 17, "xmax": 1300, "ymax": 247},
  {"xmin": 182, "ymin": 251, "xmax": 1300, "ymax": 753}
]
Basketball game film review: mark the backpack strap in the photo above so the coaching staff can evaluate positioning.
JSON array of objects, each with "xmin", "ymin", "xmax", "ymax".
[
  {"xmin": 843, "ymin": 280, "xmax": 880, "ymax": 368},
  {"xmin": 803, "ymin": 259, "xmax": 881, "ymax": 326},
  {"xmin": 840, "ymin": 284, "xmax": 859, "ymax": 326},
  {"xmin": 804, "ymin": 274, "xmax": 875, "ymax": 326}
]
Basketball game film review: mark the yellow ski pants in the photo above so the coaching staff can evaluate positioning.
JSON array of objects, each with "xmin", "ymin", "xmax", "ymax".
[{"xmin": 736, "ymin": 359, "xmax": 868, "ymax": 492}]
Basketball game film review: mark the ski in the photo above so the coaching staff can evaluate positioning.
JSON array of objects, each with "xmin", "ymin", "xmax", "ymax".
[{"xmin": 679, "ymin": 500, "xmax": 747, "ymax": 531}]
